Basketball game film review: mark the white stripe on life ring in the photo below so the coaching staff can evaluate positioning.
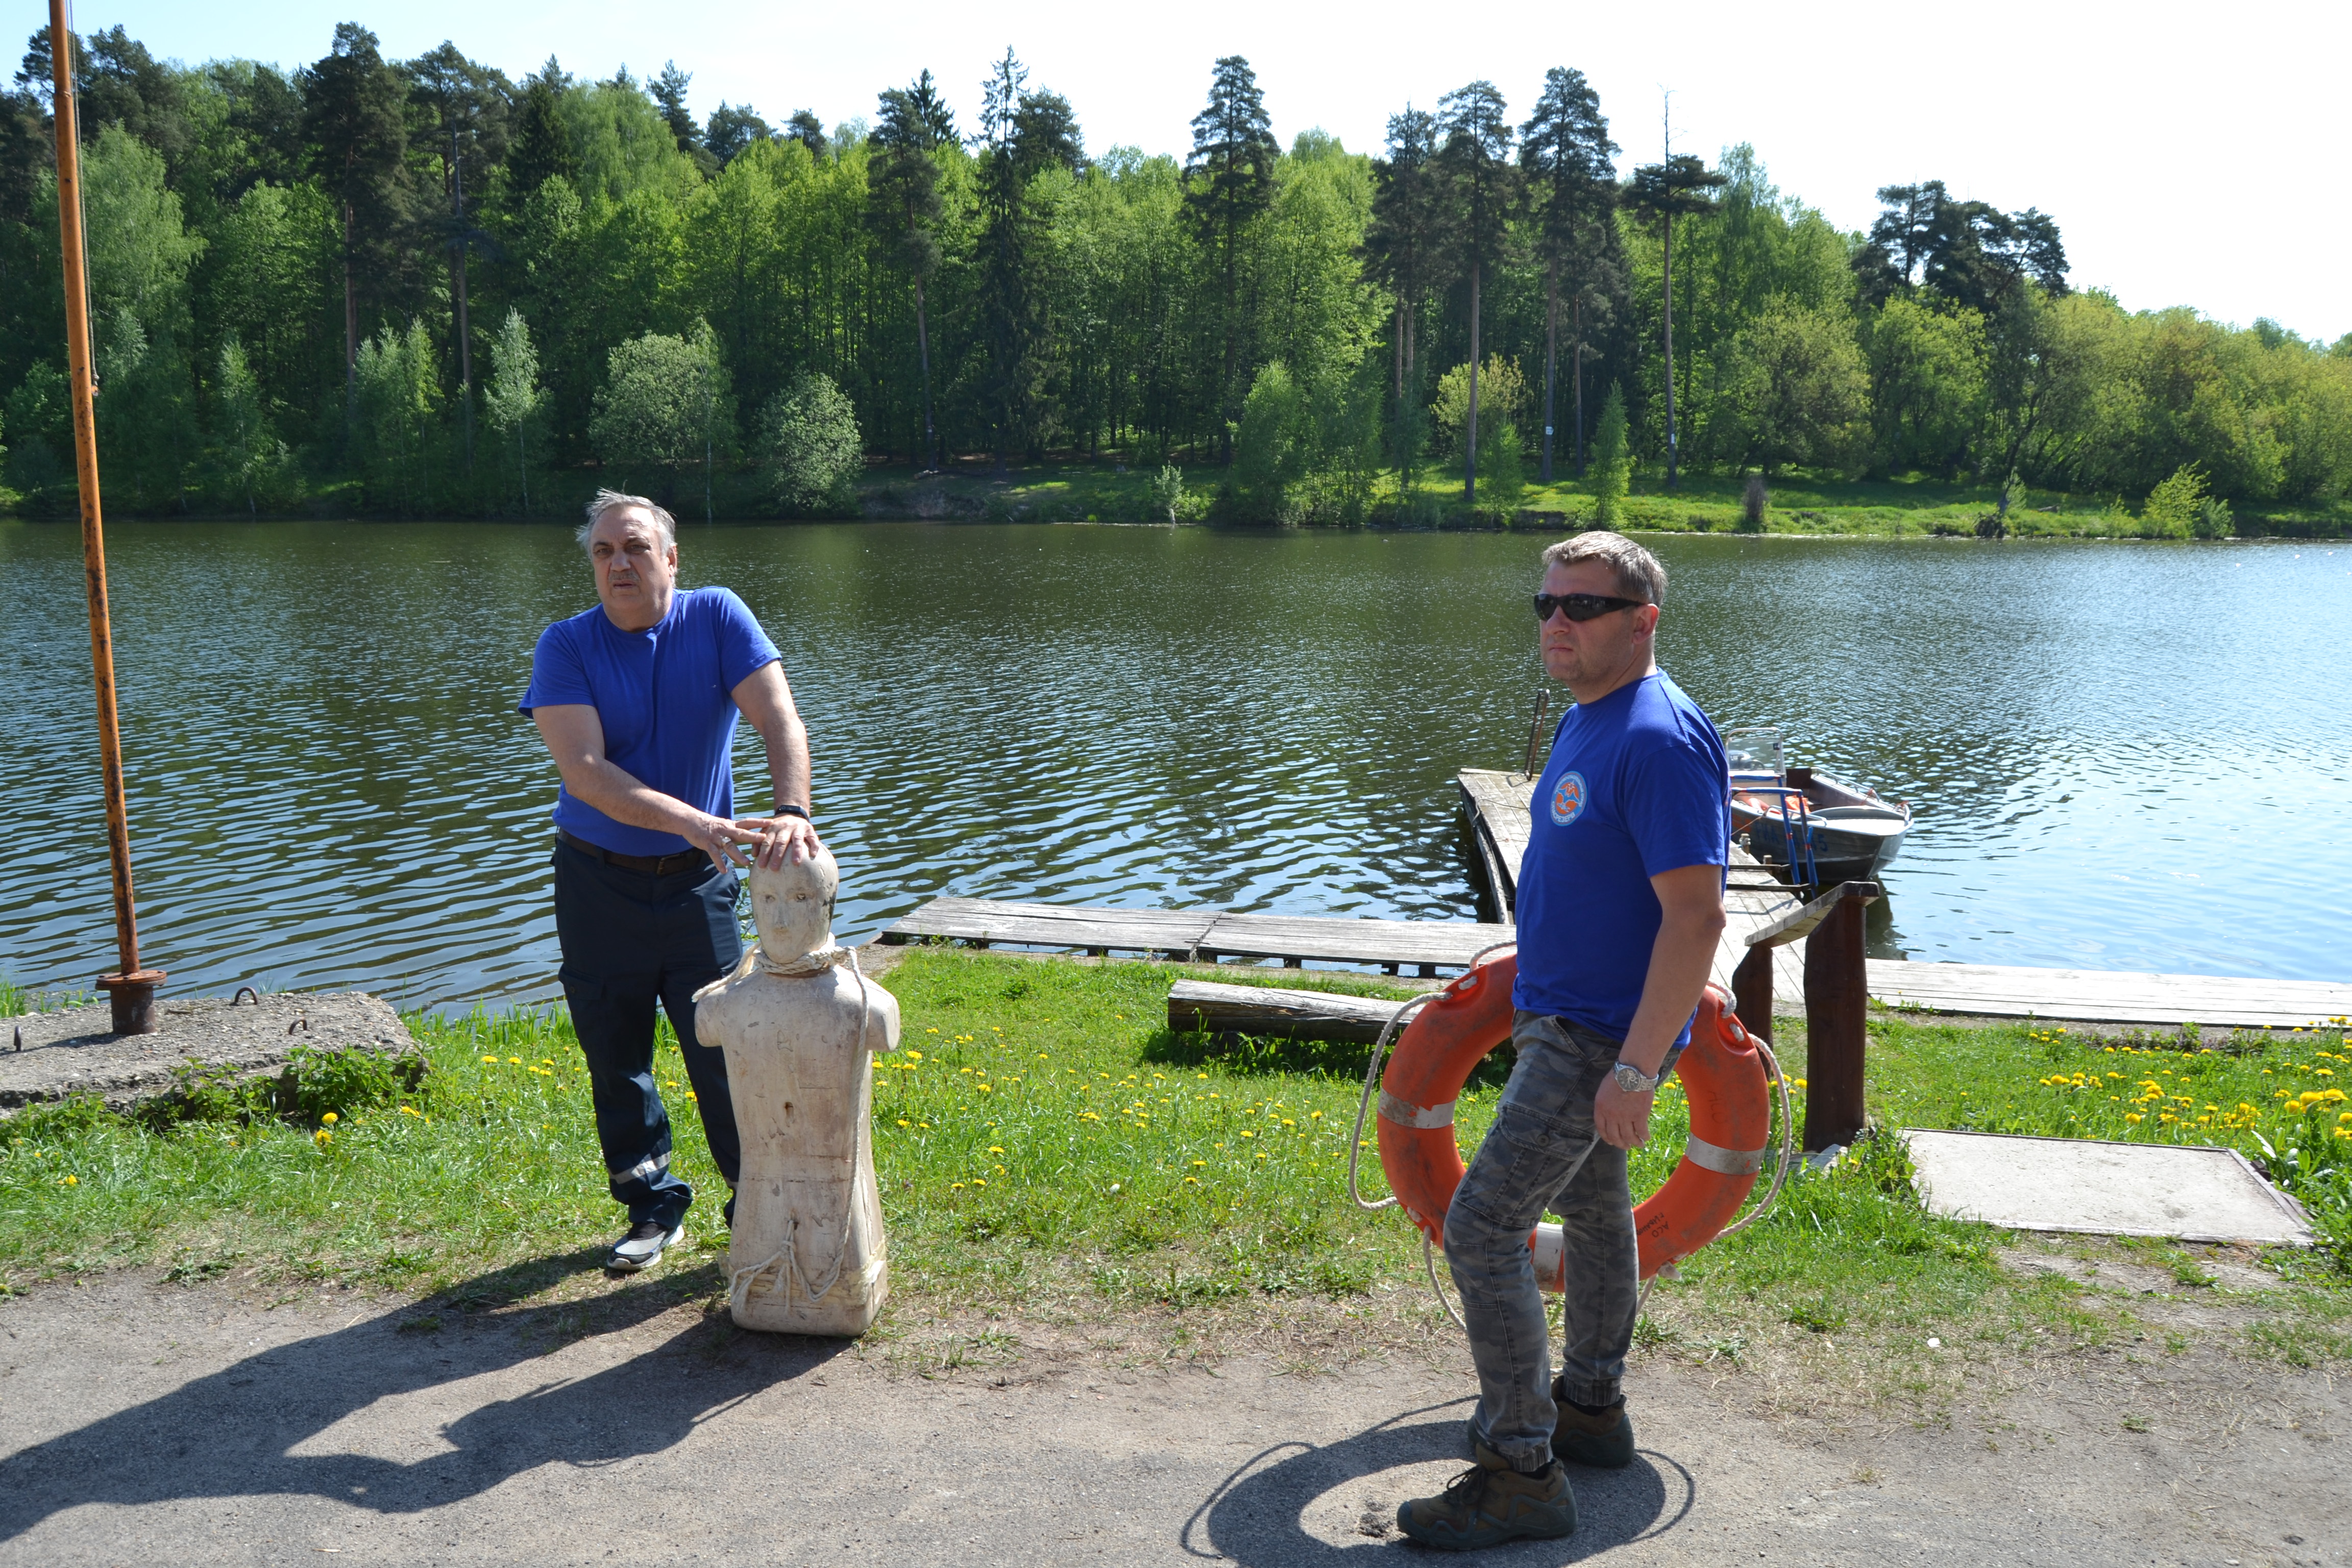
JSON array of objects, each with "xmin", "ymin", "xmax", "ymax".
[
  {"xmin": 1378, "ymin": 1092, "xmax": 1457, "ymax": 1129},
  {"xmin": 1681, "ymin": 1132, "xmax": 1766, "ymax": 1175}
]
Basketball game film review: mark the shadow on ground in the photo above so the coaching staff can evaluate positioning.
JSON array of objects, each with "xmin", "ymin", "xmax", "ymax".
[
  {"xmin": 0, "ymin": 1250, "xmax": 846, "ymax": 1544},
  {"xmin": 1186, "ymin": 1399, "xmax": 1692, "ymax": 1563}
]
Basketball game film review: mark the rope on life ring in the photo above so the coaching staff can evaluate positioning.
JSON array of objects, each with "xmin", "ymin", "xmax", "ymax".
[{"xmin": 1349, "ymin": 948, "xmax": 1792, "ymax": 1327}]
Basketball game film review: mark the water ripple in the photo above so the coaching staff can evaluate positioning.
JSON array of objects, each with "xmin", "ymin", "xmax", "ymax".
[{"xmin": 2, "ymin": 522, "xmax": 2347, "ymax": 1009}]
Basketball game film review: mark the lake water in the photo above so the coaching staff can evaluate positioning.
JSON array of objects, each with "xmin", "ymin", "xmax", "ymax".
[{"xmin": 3, "ymin": 520, "xmax": 2346, "ymax": 1011}]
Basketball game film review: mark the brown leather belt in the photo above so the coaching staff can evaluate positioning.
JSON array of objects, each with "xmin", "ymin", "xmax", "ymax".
[{"xmin": 557, "ymin": 829, "xmax": 711, "ymax": 877}]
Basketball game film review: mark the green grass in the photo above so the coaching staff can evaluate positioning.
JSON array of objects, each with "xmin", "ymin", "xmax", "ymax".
[
  {"xmin": 1854, "ymin": 1014, "xmax": 2352, "ymax": 1250},
  {"xmin": 3, "ymin": 951, "xmax": 2345, "ymax": 1402},
  {"xmin": 845, "ymin": 459, "xmax": 2352, "ymax": 539}
]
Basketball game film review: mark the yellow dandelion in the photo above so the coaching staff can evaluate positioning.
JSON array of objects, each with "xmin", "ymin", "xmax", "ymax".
[
  {"xmin": 898, "ymin": 1118, "xmax": 912, "ymax": 1127},
  {"xmin": 321, "ymin": 1111, "xmax": 338, "ymax": 1124}
]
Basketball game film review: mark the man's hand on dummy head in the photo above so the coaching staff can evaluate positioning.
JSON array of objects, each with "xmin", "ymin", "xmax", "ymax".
[{"xmin": 700, "ymin": 813, "xmax": 823, "ymax": 872}]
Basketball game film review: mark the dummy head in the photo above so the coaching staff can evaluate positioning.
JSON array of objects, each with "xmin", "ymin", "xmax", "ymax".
[{"xmin": 748, "ymin": 846, "xmax": 840, "ymax": 961}]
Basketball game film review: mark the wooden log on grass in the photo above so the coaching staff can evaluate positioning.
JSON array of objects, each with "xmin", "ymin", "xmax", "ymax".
[{"xmin": 1167, "ymin": 980, "xmax": 1408, "ymax": 1044}]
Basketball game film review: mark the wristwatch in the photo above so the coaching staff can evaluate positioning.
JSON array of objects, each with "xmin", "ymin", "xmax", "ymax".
[{"xmin": 1611, "ymin": 1061, "xmax": 1662, "ymax": 1095}]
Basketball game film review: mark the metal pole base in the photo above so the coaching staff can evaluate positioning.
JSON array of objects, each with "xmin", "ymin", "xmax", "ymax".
[{"xmin": 97, "ymin": 969, "xmax": 166, "ymax": 1035}]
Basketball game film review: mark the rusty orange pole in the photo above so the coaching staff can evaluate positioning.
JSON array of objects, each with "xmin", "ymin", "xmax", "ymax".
[{"xmin": 49, "ymin": 1, "xmax": 162, "ymax": 1034}]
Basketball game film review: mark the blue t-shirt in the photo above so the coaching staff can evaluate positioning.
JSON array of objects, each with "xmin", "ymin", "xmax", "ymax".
[
  {"xmin": 518, "ymin": 586, "xmax": 782, "ymax": 857},
  {"xmin": 1512, "ymin": 671, "xmax": 1729, "ymax": 1044}
]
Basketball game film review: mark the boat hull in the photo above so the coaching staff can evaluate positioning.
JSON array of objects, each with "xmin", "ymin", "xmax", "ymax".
[{"xmin": 1745, "ymin": 804, "xmax": 1908, "ymax": 889}]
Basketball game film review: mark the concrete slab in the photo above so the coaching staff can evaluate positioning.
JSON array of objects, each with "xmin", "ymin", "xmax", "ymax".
[
  {"xmin": 2, "ymin": 992, "xmax": 415, "ymax": 1115},
  {"xmin": 1902, "ymin": 1128, "xmax": 2313, "ymax": 1246}
]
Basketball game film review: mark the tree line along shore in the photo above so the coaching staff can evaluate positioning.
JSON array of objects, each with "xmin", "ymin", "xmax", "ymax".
[{"xmin": 2, "ymin": 26, "xmax": 2347, "ymax": 536}]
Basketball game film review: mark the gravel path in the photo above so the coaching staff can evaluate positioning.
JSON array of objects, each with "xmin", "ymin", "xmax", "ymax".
[{"xmin": 0, "ymin": 1270, "xmax": 2340, "ymax": 1567}]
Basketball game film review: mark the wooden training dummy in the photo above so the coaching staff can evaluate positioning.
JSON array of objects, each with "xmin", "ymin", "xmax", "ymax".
[{"xmin": 693, "ymin": 847, "xmax": 900, "ymax": 1335}]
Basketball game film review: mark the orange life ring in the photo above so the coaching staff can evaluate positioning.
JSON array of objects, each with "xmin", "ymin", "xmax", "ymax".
[{"xmin": 1375, "ymin": 951, "xmax": 1771, "ymax": 1285}]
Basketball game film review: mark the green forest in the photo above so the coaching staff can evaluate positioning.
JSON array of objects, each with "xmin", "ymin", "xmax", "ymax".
[{"xmin": 4, "ymin": 22, "xmax": 2349, "ymax": 534}]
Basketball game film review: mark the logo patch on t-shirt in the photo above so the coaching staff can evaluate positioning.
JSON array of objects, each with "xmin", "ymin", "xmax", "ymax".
[{"xmin": 1550, "ymin": 770, "xmax": 1588, "ymax": 826}]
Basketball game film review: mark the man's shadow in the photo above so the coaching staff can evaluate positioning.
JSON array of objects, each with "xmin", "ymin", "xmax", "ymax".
[
  {"xmin": 0, "ymin": 1250, "xmax": 848, "ymax": 1542},
  {"xmin": 1182, "ymin": 1400, "xmax": 1694, "ymax": 1564}
]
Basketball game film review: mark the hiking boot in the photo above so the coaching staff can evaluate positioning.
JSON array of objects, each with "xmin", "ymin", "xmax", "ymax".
[
  {"xmin": 1396, "ymin": 1441, "xmax": 1576, "ymax": 1551},
  {"xmin": 1552, "ymin": 1387, "xmax": 1634, "ymax": 1469},
  {"xmin": 1461, "ymin": 1391, "xmax": 1634, "ymax": 1469},
  {"xmin": 606, "ymin": 1219, "xmax": 684, "ymax": 1273}
]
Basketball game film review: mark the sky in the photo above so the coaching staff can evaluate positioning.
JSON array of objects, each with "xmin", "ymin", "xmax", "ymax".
[{"xmin": 36, "ymin": 0, "xmax": 2352, "ymax": 344}]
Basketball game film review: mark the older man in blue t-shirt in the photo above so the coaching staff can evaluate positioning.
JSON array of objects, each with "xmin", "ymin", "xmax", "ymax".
[
  {"xmin": 1398, "ymin": 532, "xmax": 1729, "ymax": 1551},
  {"xmin": 520, "ymin": 490, "xmax": 821, "ymax": 1273}
]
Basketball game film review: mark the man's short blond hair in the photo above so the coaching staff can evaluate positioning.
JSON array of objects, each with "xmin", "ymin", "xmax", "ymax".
[
  {"xmin": 1539, "ymin": 530, "xmax": 1667, "ymax": 605},
  {"xmin": 577, "ymin": 489, "xmax": 677, "ymax": 555}
]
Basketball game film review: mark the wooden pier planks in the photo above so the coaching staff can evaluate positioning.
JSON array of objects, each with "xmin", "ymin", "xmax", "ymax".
[
  {"xmin": 880, "ymin": 898, "xmax": 1512, "ymax": 971},
  {"xmin": 1867, "ymin": 960, "xmax": 2352, "ymax": 1030},
  {"xmin": 1195, "ymin": 912, "xmax": 1514, "ymax": 972},
  {"xmin": 879, "ymin": 898, "xmax": 1215, "ymax": 956},
  {"xmin": 1457, "ymin": 768, "xmax": 1535, "ymax": 919},
  {"xmin": 1460, "ymin": 767, "xmax": 1808, "ymax": 1008}
]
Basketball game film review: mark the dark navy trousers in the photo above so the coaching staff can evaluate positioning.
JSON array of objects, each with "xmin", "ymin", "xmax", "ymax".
[{"xmin": 552, "ymin": 841, "xmax": 743, "ymax": 1229}]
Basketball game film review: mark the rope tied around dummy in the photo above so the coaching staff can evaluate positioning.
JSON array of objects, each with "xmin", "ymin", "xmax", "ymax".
[{"xmin": 724, "ymin": 938, "xmax": 873, "ymax": 1313}]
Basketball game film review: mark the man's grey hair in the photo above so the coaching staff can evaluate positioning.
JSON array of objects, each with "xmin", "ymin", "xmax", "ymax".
[
  {"xmin": 577, "ymin": 489, "xmax": 677, "ymax": 555},
  {"xmin": 1540, "ymin": 531, "xmax": 1667, "ymax": 605}
]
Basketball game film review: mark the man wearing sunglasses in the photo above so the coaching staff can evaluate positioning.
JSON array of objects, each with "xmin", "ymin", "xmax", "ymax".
[{"xmin": 1399, "ymin": 531, "xmax": 1729, "ymax": 1550}]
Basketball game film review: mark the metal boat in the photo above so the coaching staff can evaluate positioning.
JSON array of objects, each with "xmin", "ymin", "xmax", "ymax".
[{"xmin": 1723, "ymin": 727, "xmax": 1911, "ymax": 889}]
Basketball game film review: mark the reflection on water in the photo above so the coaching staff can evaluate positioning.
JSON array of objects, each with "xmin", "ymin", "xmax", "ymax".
[{"xmin": 2, "ymin": 521, "xmax": 2346, "ymax": 1010}]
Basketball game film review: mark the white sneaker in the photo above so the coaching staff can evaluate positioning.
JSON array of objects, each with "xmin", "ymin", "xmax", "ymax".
[{"xmin": 607, "ymin": 1219, "xmax": 685, "ymax": 1272}]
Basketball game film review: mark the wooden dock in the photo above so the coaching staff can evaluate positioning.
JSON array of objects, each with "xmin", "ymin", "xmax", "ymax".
[
  {"xmin": 881, "ymin": 897, "xmax": 1514, "ymax": 976},
  {"xmin": 1455, "ymin": 768, "xmax": 2352, "ymax": 1030},
  {"xmin": 1459, "ymin": 768, "xmax": 1811, "ymax": 1004}
]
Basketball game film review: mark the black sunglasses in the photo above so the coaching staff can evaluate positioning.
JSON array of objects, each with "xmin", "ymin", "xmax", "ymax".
[{"xmin": 1533, "ymin": 592, "xmax": 1647, "ymax": 622}]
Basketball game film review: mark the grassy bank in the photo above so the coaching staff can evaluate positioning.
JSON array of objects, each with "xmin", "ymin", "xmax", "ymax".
[
  {"xmin": 4, "ymin": 951, "xmax": 2345, "ymax": 1405},
  {"xmin": 14, "ymin": 458, "xmax": 2349, "ymax": 540},
  {"xmin": 859, "ymin": 461, "xmax": 2352, "ymax": 540}
]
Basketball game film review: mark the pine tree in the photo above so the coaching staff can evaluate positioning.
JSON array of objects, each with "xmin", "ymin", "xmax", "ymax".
[
  {"xmin": 1435, "ymin": 81, "xmax": 1515, "ymax": 505},
  {"xmin": 1184, "ymin": 57, "xmax": 1278, "ymax": 464},
  {"xmin": 1364, "ymin": 106, "xmax": 1439, "ymax": 486},
  {"xmin": 405, "ymin": 41, "xmax": 511, "ymax": 471},
  {"xmin": 650, "ymin": 60, "xmax": 716, "ymax": 174},
  {"xmin": 505, "ymin": 58, "xmax": 575, "ymax": 197},
  {"xmin": 299, "ymin": 23, "xmax": 413, "ymax": 422},
  {"xmin": 1519, "ymin": 68, "xmax": 1616, "ymax": 482},
  {"xmin": 974, "ymin": 50, "xmax": 1045, "ymax": 472},
  {"xmin": 870, "ymin": 74, "xmax": 955, "ymax": 470},
  {"xmin": 1626, "ymin": 152, "xmax": 1725, "ymax": 487}
]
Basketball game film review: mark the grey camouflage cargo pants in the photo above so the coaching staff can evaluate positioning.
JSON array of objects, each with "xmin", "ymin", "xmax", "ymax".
[{"xmin": 1445, "ymin": 1009, "xmax": 1678, "ymax": 1473}]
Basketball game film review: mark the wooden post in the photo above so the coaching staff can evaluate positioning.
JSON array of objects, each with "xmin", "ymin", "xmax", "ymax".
[
  {"xmin": 1732, "ymin": 943, "xmax": 1773, "ymax": 1045},
  {"xmin": 50, "ymin": 5, "xmax": 162, "ymax": 1035},
  {"xmin": 1802, "ymin": 894, "xmax": 1868, "ymax": 1150}
]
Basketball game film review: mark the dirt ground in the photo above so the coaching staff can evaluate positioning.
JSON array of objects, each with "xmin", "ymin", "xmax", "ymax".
[{"xmin": 0, "ymin": 1263, "xmax": 2341, "ymax": 1568}]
